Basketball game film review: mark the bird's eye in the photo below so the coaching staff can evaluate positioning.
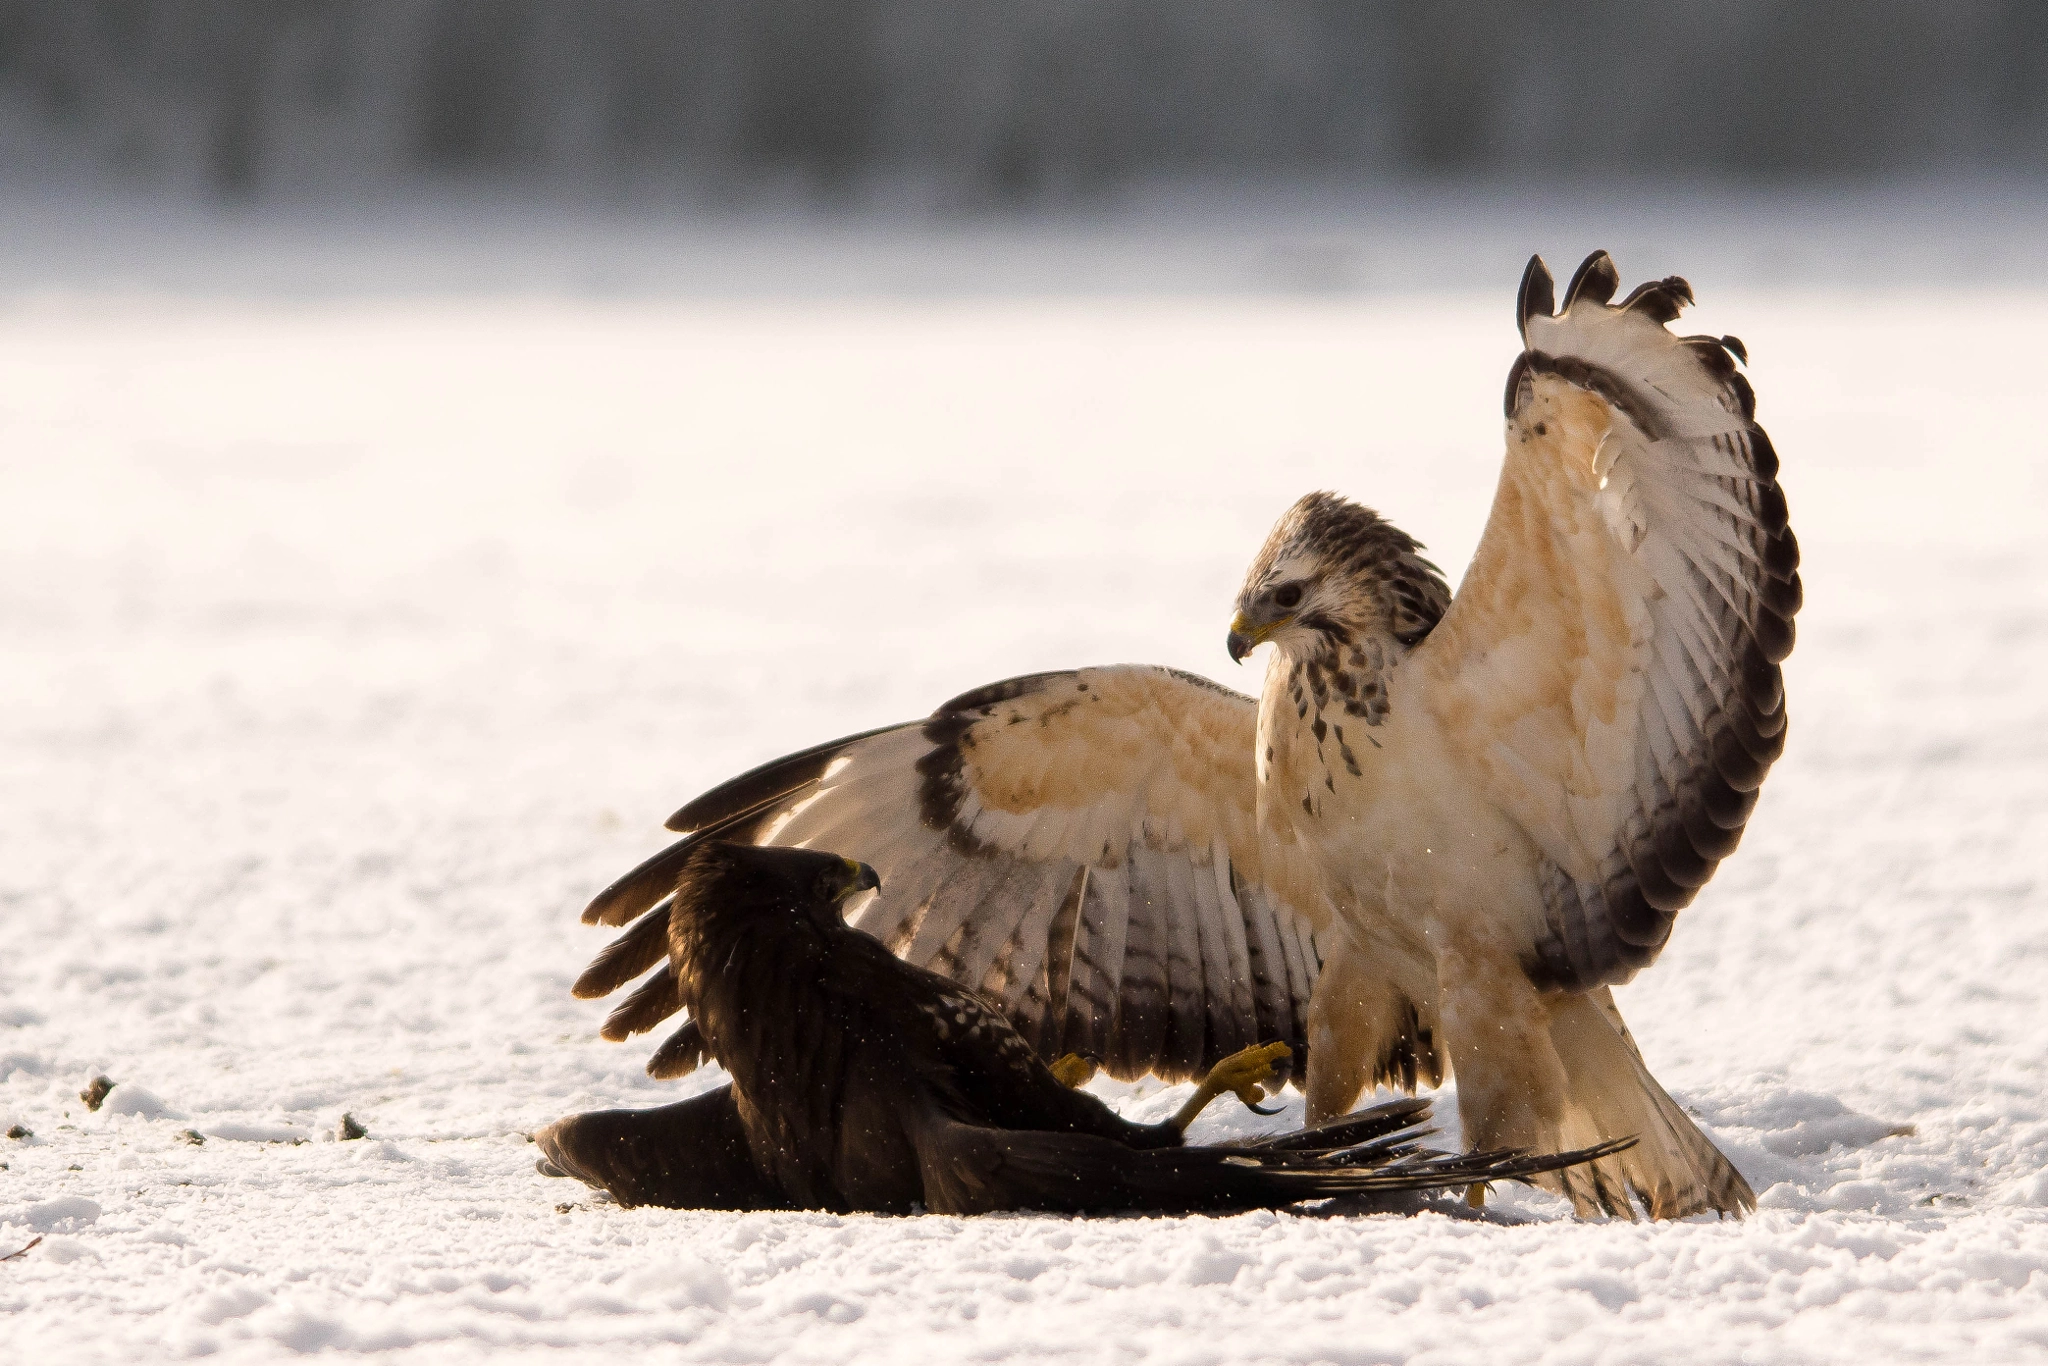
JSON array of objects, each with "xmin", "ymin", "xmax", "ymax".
[{"xmin": 1273, "ymin": 584, "xmax": 1303, "ymax": 610}]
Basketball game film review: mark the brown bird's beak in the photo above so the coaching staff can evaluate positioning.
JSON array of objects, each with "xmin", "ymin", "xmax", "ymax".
[{"xmin": 836, "ymin": 858, "xmax": 881, "ymax": 900}]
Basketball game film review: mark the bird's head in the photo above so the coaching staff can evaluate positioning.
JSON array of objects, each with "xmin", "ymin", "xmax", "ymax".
[
  {"xmin": 1228, "ymin": 492, "xmax": 1451, "ymax": 666},
  {"xmin": 676, "ymin": 842, "xmax": 881, "ymax": 932}
]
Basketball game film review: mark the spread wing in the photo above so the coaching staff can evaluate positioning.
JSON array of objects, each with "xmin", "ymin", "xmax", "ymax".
[
  {"xmin": 580, "ymin": 665, "xmax": 1327, "ymax": 1081},
  {"xmin": 1417, "ymin": 252, "xmax": 1801, "ymax": 992}
]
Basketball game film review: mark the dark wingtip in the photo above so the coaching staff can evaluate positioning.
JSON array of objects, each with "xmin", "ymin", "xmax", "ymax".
[
  {"xmin": 1562, "ymin": 251, "xmax": 1620, "ymax": 311},
  {"xmin": 645, "ymin": 1018, "xmax": 707, "ymax": 1080},
  {"xmin": 661, "ymin": 722, "xmax": 906, "ymax": 833},
  {"xmin": 1618, "ymin": 275, "xmax": 1694, "ymax": 324},
  {"xmin": 1516, "ymin": 254, "xmax": 1555, "ymax": 338},
  {"xmin": 580, "ymin": 839, "xmax": 695, "ymax": 927},
  {"xmin": 1722, "ymin": 334, "xmax": 1749, "ymax": 364},
  {"xmin": 933, "ymin": 670, "xmax": 1069, "ymax": 718},
  {"xmin": 664, "ymin": 784, "xmax": 781, "ymax": 836},
  {"xmin": 600, "ymin": 962, "xmax": 683, "ymax": 1041},
  {"xmin": 572, "ymin": 903, "xmax": 674, "ymax": 998}
]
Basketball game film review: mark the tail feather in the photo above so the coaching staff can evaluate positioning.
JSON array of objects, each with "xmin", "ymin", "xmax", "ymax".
[
  {"xmin": 533, "ymin": 1089, "xmax": 789, "ymax": 1210},
  {"xmin": 1245, "ymin": 1096, "xmax": 1433, "ymax": 1153},
  {"xmin": 918, "ymin": 1108, "xmax": 1630, "ymax": 1216},
  {"xmin": 1546, "ymin": 990, "xmax": 1755, "ymax": 1219}
]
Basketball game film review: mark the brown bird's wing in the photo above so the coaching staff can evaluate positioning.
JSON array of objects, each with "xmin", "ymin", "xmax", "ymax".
[
  {"xmin": 579, "ymin": 665, "xmax": 1328, "ymax": 1082},
  {"xmin": 1414, "ymin": 252, "xmax": 1801, "ymax": 992}
]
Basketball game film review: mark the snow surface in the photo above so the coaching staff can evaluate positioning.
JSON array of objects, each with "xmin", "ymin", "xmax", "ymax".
[{"xmin": 2, "ymin": 265, "xmax": 2047, "ymax": 1362}]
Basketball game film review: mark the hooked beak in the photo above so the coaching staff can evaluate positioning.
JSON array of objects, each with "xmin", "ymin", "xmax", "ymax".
[
  {"xmin": 835, "ymin": 857, "xmax": 881, "ymax": 900},
  {"xmin": 1227, "ymin": 611, "xmax": 1287, "ymax": 664}
]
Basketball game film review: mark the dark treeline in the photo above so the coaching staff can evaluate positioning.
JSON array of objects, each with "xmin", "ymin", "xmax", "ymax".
[{"xmin": 1, "ymin": 1, "xmax": 2042, "ymax": 202}]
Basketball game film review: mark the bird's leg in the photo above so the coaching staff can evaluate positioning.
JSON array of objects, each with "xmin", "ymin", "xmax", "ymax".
[
  {"xmin": 1171, "ymin": 1041, "xmax": 1292, "ymax": 1133},
  {"xmin": 1048, "ymin": 1053, "xmax": 1100, "ymax": 1089},
  {"xmin": 1300, "ymin": 936, "xmax": 1397, "ymax": 1124},
  {"xmin": 1431, "ymin": 924, "xmax": 1569, "ymax": 1215}
]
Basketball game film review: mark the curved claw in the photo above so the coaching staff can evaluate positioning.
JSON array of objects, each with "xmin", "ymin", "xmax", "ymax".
[
  {"xmin": 1171, "ymin": 1041, "xmax": 1294, "ymax": 1132},
  {"xmin": 1245, "ymin": 1099, "xmax": 1286, "ymax": 1116}
]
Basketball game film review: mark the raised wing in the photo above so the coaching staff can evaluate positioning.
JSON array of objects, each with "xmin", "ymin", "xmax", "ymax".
[
  {"xmin": 578, "ymin": 665, "xmax": 1327, "ymax": 1082},
  {"xmin": 1418, "ymin": 252, "xmax": 1801, "ymax": 991}
]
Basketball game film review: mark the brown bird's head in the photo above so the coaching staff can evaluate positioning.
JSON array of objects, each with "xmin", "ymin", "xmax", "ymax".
[
  {"xmin": 674, "ymin": 841, "xmax": 881, "ymax": 935},
  {"xmin": 575, "ymin": 840, "xmax": 880, "ymax": 1073},
  {"xmin": 1227, "ymin": 492, "xmax": 1451, "ymax": 669}
]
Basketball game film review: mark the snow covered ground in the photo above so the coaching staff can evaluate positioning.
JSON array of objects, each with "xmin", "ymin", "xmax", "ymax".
[{"xmin": 2, "ymin": 221, "xmax": 2046, "ymax": 1361}]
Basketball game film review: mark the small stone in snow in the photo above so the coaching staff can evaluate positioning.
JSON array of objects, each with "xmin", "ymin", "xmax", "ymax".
[
  {"xmin": 5, "ymin": 1124, "xmax": 29, "ymax": 1140},
  {"xmin": 80, "ymin": 1077, "xmax": 115, "ymax": 1112},
  {"xmin": 337, "ymin": 1113, "xmax": 368, "ymax": 1141},
  {"xmin": 178, "ymin": 1129, "xmax": 205, "ymax": 1146}
]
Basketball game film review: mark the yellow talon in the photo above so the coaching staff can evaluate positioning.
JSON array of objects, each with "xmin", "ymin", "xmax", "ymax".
[
  {"xmin": 1172, "ymin": 1041, "xmax": 1293, "ymax": 1132},
  {"xmin": 1049, "ymin": 1053, "xmax": 1100, "ymax": 1089}
]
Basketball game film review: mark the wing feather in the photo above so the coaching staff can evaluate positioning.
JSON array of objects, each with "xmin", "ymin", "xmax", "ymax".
[
  {"xmin": 1205, "ymin": 843, "xmax": 1259, "ymax": 1055},
  {"xmin": 1109, "ymin": 858, "xmax": 1172, "ymax": 1076},
  {"xmin": 1012, "ymin": 864, "xmax": 1088, "ymax": 1053},
  {"xmin": 1423, "ymin": 253, "xmax": 1801, "ymax": 991},
  {"xmin": 962, "ymin": 862, "xmax": 1072, "ymax": 1005},
  {"xmin": 1238, "ymin": 878, "xmax": 1300, "ymax": 1051},
  {"xmin": 1278, "ymin": 916, "xmax": 1319, "ymax": 1039},
  {"xmin": 573, "ymin": 901, "xmax": 674, "ymax": 1000},
  {"xmin": 1140, "ymin": 846, "xmax": 1208, "ymax": 1076},
  {"xmin": 601, "ymin": 962, "xmax": 685, "ymax": 1041},
  {"xmin": 845, "ymin": 830, "xmax": 952, "ymax": 951},
  {"xmin": 1179, "ymin": 847, "xmax": 1243, "ymax": 1065},
  {"xmin": 1069, "ymin": 863, "xmax": 1135, "ymax": 1062},
  {"xmin": 581, "ymin": 665, "xmax": 1326, "ymax": 1082},
  {"xmin": 911, "ymin": 864, "xmax": 1014, "ymax": 977}
]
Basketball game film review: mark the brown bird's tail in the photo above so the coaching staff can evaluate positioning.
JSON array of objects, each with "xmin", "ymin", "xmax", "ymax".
[
  {"xmin": 1542, "ymin": 990, "xmax": 1756, "ymax": 1220},
  {"xmin": 533, "ymin": 1088, "xmax": 790, "ymax": 1210}
]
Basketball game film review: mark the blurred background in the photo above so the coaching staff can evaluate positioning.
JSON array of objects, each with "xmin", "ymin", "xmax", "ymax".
[
  {"xmin": 1, "ymin": 1, "xmax": 2045, "ymax": 295},
  {"xmin": 4, "ymin": 18, "xmax": 2048, "ymax": 1341}
]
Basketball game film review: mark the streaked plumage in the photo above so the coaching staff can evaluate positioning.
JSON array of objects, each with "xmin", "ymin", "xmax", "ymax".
[{"xmin": 576, "ymin": 253, "xmax": 1797, "ymax": 1219}]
